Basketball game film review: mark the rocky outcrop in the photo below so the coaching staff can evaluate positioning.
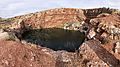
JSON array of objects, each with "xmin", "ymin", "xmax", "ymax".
[
  {"xmin": 115, "ymin": 41, "xmax": 120, "ymax": 54},
  {"xmin": 83, "ymin": 8, "xmax": 116, "ymax": 18},
  {"xmin": 13, "ymin": 8, "xmax": 86, "ymax": 29},
  {"xmin": 80, "ymin": 40, "xmax": 120, "ymax": 67},
  {"xmin": 0, "ymin": 40, "xmax": 87, "ymax": 67},
  {"xmin": 0, "ymin": 41, "xmax": 56, "ymax": 67},
  {"xmin": 89, "ymin": 14, "xmax": 120, "ymax": 41},
  {"xmin": 0, "ymin": 29, "xmax": 19, "ymax": 41},
  {"xmin": 1, "ymin": 8, "xmax": 120, "ymax": 67},
  {"xmin": 11, "ymin": 8, "xmax": 118, "ymax": 29}
]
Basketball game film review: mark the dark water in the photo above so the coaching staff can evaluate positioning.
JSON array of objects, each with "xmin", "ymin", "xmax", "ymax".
[{"xmin": 22, "ymin": 28, "xmax": 85, "ymax": 52}]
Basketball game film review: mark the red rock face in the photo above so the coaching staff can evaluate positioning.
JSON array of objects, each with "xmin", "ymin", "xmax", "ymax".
[
  {"xmin": 1, "ymin": 8, "xmax": 120, "ymax": 67},
  {"xmin": 0, "ymin": 40, "xmax": 91, "ymax": 67},
  {"xmin": 0, "ymin": 41, "xmax": 56, "ymax": 67},
  {"xmin": 13, "ymin": 8, "xmax": 86, "ymax": 28}
]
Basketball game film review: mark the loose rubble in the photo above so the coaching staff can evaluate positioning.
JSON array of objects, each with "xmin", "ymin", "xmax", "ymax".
[
  {"xmin": 0, "ymin": 8, "xmax": 120, "ymax": 67},
  {"xmin": 0, "ymin": 29, "xmax": 19, "ymax": 41},
  {"xmin": 115, "ymin": 41, "xmax": 120, "ymax": 54}
]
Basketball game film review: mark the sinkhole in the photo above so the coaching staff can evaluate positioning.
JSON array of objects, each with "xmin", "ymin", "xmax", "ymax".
[{"xmin": 22, "ymin": 28, "xmax": 85, "ymax": 52}]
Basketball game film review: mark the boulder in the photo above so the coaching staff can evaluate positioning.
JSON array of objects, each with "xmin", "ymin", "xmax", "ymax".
[
  {"xmin": 97, "ymin": 13, "xmax": 110, "ymax": 18},
  {"xmin": 87, "ymin": 28, "xmax": 96, "ymax": 39},
  {"xmin": 79, "ymin": 40, "xmax": 120, "ymax": 67},
  {"xmin": 0, "ymin": 31, "xmax": 19, "ymax": 41},
  {"xmin": 115, "ymin": 41, "xmax": 120, "ymax": 54},
  {"xmin": 0, "ymin": 29, "xmax": 4, "ymax": 33}
]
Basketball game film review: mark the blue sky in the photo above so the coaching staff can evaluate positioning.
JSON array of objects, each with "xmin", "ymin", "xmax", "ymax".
[{"xmin": 0, "ymin": 0, "xmax": 120, "ymax": 18}]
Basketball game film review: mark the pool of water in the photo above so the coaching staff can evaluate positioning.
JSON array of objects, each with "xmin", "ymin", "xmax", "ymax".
[{"xmin": 22, "ymin": 28, "xmax": 85, "ymax": 52}]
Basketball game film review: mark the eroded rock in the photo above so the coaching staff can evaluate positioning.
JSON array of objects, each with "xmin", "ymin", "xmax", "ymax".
[
  {"xmin": 13, "ymin": 8, "xmax": 86, "ymax": 29},
  {"xmin": 115, "ymin": 41, "xmax": 120, "ymax": 54},
  {"xmin": 89, "ymin": 14, "xmax": 120, "ymax": 41},
  {"xmin": 0, "ymin": 41, "xmax": 56, "ymax": 67},
  {"xmin": 87, "ymin": 28, "xmax": 96, "ymax": 39},
  {"xmin": 0, "ymin": 8, "xmax": 120, "ymax": 67},
  {"xmin": 97, "ymin": 13, "xmax": 110, "ymax": 18},
  {"xmin": 0, "ymin": 31, "xmax": 19, "ymax": 41},
  {"xmin": 79, "ymin": 40, "xmax": 120, "ymax": 67}
]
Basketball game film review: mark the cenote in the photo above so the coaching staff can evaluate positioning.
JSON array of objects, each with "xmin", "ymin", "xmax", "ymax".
[{"xmin": 22, "ymin": 28, "xmax": 85, "ymax": 52}]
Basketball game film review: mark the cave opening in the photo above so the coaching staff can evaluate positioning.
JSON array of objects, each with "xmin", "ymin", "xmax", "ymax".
[{"xmin": 22, "ymin": 28, "xmax": 85, "ymax": 52}]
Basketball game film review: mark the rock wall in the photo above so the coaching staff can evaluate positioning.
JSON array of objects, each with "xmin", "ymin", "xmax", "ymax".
[
  {"xmin": 83, "ymin": 8, "xmax": 116, "ymax": 18},
  {"xmin": 11, "ymin": 8, "xmax": 117, "ymax": 29},
  {"xmin": 13, "ymin": 8, "xmax": 86, "ymax": 29}
]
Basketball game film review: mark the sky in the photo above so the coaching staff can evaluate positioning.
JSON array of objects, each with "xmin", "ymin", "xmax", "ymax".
[{"xmin": 0, "ymin": 0, "xmax": 120, "ymax": 18}]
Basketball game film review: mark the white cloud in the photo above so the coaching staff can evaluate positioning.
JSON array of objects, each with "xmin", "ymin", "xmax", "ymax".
[
  {"xmin": 0, "ymin": 0, "xmax": 120, "ymax": 18},
  {"xmin": 103, "ymin": 0, "xmax": 120, "ymax": 9},
  {"xmin": 6, "ymin": 3, "xmax": 24, "ymax": 10}
]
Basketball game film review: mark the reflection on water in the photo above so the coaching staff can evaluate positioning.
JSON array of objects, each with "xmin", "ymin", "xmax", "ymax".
[{"xmin": 22, "ymin": 28, "xmax": 85, "ymax": 52}]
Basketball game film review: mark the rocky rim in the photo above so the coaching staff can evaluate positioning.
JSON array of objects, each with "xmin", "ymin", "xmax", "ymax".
[{"xmin": 0, "ymin": 8, "xmax": 120, "ymax": 67}]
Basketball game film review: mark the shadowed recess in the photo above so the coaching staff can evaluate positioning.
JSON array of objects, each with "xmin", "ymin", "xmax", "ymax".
[{"xmin": 22, "ymin": 28, "xmax": 85, "ymax": 52}]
